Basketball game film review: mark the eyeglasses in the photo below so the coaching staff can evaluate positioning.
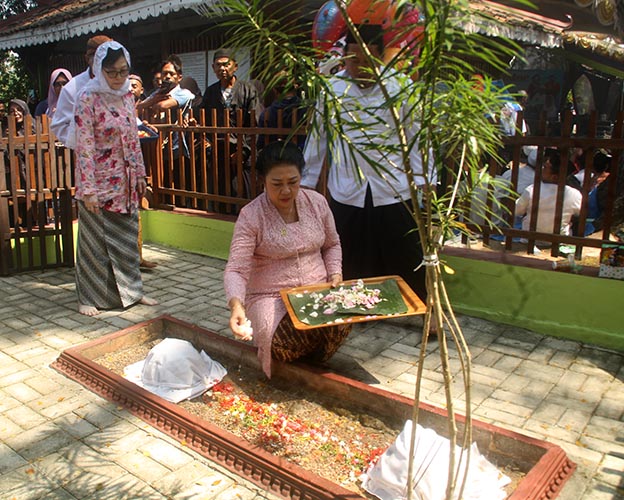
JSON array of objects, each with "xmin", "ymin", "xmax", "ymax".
[{"xmin": 103, "ymin": 68, "xmax": 130, "ymax": 78}]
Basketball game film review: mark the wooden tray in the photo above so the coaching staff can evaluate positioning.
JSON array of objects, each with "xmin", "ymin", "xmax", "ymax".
[{"xmin": 280, "ymin": 275, "xmax": 426, "ymax": 330}]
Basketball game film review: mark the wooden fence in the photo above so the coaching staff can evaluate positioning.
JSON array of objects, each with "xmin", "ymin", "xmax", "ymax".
[
  {"xmin": 0, "ymin": 108, "xmax": 622, "ymax": 275},
  {"xmin": 473, "ymin": 111, "xmax": 623, "ymax": 259},
  {"xmin": 143, "ymin": 107, "xmax": 309, "ymax": 213},
  {"xmin": 153, "ymin": 108, "xmax": 624, "ymax": 260},
  {"xmin": 0, "ymin": 115, "xmax": 74, "ymax": 275}
]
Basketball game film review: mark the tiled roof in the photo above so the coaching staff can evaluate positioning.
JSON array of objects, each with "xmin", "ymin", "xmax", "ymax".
[
  {"xmin": 468, "ymin": 0, "xmax": 624, "ymax": 61},
  {"xmin": 0, "ymin": 0, "xmax": 134, "ymax": 34},
  {"xmin": 467, "ymin": 0, "xmax": 573, "ymax": 48},
  {"xmin": 0, "ymin": 0, "xmax": 622, "ymax": 63},
  {"xmin": 0, "ymin": 0, "xmax": 210, "ymax": 50}
]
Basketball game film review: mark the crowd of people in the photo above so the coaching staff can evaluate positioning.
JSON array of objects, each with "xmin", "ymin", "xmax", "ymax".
[
  {"xmin": 1, "ymin": 26, "xmax": 429, "ymax": 374},
  {"xmin": 1, "ymin": 25, "xmax": 622, "ymax": 378},
  {"xmin": 466, "ymin": 143, "xmax": 623, "ymax": 249}
]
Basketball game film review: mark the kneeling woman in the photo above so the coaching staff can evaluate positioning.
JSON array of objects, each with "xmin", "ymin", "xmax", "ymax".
[
  {"xmin": 74, "ymin": 41, "xmax": 157, "ymax": 316},
  {"xmin": 224, "ymin": 141, "xmax": 351, "ymax": 377}
]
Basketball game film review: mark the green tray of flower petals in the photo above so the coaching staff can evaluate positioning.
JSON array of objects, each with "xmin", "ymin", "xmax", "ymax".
[{"xmin": 281, "ymin": 275, "xmax": 426, "ymax": 330}]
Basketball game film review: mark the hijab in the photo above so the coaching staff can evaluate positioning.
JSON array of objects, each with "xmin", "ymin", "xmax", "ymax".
[
  {"xmin": 9, "ymin": 98, "xmax": 30, "ymax": 117},
  {"xmin": 84, "ymin": 40, "xmax": 132, "ymax": 97},
  {"xmin": 8, "ymin": 99, "xmax": 30, "ymax": 132},
  {"xmin": 46, "ymin": 68, "xmax": 72, "ymax": 118}
]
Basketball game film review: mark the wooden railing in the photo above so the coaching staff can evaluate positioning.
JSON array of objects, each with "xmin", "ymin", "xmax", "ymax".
[
  {"xmin": 0, "ymin": 108, "xmax": 621, "ymax": 275},
  {"xmin": 0, "ymin": 115, "xmax": 74, "ymax": 275},
  {"xmin": 470, "ymin": 111, "xmax": 623, "ymax": 259},
  {"xmin": 144, "ymin": 108, "xmax": 310, "ymax": 214},
  {"xmin": 151, "ymin": 108, "xmax": 623, "ymax": 260}
]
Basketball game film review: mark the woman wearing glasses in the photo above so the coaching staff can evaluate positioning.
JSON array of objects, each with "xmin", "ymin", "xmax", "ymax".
[
  {"xmin": 34, "ymin": 68, "xmax": 72, "ymax": 119},
  {"xmin": 73, "ymin": 40, "xmax": 157, "ymax": 316}
]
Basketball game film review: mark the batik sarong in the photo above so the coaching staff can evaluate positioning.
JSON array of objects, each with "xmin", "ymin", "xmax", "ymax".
[
  {"xmin": 271, "ymin": 315, "xmax": 351, "ymax": 365},
  {"xmin": 75, "ymin": 201, "xmax": 143, "ymax": 309}
]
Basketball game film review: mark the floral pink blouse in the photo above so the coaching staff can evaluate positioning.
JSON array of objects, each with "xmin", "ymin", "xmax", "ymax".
[
  {"xmin": 224, "ymin": 188, "xmax": 342, "ymax": 376},
  {"xmin": 74, "ymin": 91, "xmax": 146, "ymax": 213}
]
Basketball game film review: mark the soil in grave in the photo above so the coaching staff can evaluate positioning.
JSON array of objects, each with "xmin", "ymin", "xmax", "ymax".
[{"xmin": 95, "ymin": 340, "xmax": 524, "ymax": 497}]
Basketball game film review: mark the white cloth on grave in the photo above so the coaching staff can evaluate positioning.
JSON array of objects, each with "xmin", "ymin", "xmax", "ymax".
[{"xmin": 124, "ymin": 337, "xmax": 227, "ymax": 403}]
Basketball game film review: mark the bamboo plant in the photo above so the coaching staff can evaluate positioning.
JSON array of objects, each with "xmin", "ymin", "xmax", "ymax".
[{"xmin": 195, "ymin": 0, "xmax": 525, "ymax": 498}]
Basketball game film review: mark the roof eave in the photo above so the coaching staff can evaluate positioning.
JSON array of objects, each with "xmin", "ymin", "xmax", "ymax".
[{"xmin": 0, "ymin": 0, "xmax": 212, "ymax": 50}]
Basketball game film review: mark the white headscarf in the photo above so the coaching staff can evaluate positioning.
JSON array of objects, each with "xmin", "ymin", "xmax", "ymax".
[{"xmin": 84, "ymin": 40, "xmax": 132, "ymax": 96}]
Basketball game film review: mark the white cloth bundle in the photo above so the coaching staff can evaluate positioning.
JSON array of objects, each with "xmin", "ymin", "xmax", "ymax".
[
  {"xmin": 361, "ymin": 420, "xmax": 510, "ymax": 500},
  {"xmin": 124, "ymin": 338, "xmax": 227, "ymax": 403}
]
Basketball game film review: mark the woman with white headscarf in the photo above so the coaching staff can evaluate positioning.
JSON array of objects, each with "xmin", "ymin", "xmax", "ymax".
[{"xmin": 73, "ymin": 40, "xmax": 157, "ymax": 316}]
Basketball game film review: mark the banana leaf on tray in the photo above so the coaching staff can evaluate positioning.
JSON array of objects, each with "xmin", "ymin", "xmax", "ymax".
[{"xmin": 286, "ymin": 278, "xmax": 409, "ymax": 327}]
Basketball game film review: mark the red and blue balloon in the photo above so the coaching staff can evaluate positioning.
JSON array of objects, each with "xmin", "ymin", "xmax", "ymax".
[
  {"xmin": 312, "ymin": 0, "xmax": 424, "ymax": 54},
  {"xmin": 312, "ymin": 1, "xmax": 347, "ymax": 52}
]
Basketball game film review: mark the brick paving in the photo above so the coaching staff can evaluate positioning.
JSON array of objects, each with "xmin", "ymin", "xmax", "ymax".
[{"xmin": 0, "ymin": 243, "xmax": 622, "ymax": 499}]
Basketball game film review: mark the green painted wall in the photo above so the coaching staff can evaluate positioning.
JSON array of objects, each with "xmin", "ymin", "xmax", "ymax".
[
  {"xmin": 10, "ymin": 226, "xmax": 75, "ymax": 267},
  {"xmin": 142, "ymin": 210, "xmax": 234, "ymax": 261},
  {"xmin": 142, "ymin": 210, "xmax": 623, "ymax": 352},
  {"xmin": 441, "ymin": 255, "xmax": 623, "ymax": 351}
]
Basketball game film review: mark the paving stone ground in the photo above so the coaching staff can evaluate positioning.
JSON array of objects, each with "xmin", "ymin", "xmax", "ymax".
[{"xmin": 0, "ymin": 244, "xmax": 622, "ymax": 499}]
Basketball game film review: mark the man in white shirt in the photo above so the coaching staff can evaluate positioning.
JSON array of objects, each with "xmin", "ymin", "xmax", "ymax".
[
  {"xmin": 50, "ymin": 35, "xmax": 112, "ymax": 147},
  {"xmin": 302, "ymin": 25, "xmax": 435, "ymax": 302},
  {"xmin": 500, "ymin": 145, "xmax": 538, "ymax": 197},
  {"xmin": 515, "ymin": 148, "xmax": 582, "ymax": 238}
]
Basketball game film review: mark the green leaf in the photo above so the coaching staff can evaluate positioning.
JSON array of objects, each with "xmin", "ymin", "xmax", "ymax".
[
  {"xmin": 287, "ymin": 279, "xmax": 408, "ymax": 326},
  {"xmin": 0, "ymin": 50, "xmax": 33, "ymax": 104}
]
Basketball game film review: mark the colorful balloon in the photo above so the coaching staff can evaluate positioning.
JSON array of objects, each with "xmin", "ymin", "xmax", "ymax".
[
  {"xmin": 312, "ymin": 0, "xmax": 424, "ymax": 58},
  {"xmin": 346, "ymin": 0, "xmax": 396, "ymax": 25},
  {"xmin": 383, "ymin": 5, "xmax": 424, "ymax": 49},
  {"xmin": 312, "ymin": 0, "xmax": 347, "ymax": 52}
]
